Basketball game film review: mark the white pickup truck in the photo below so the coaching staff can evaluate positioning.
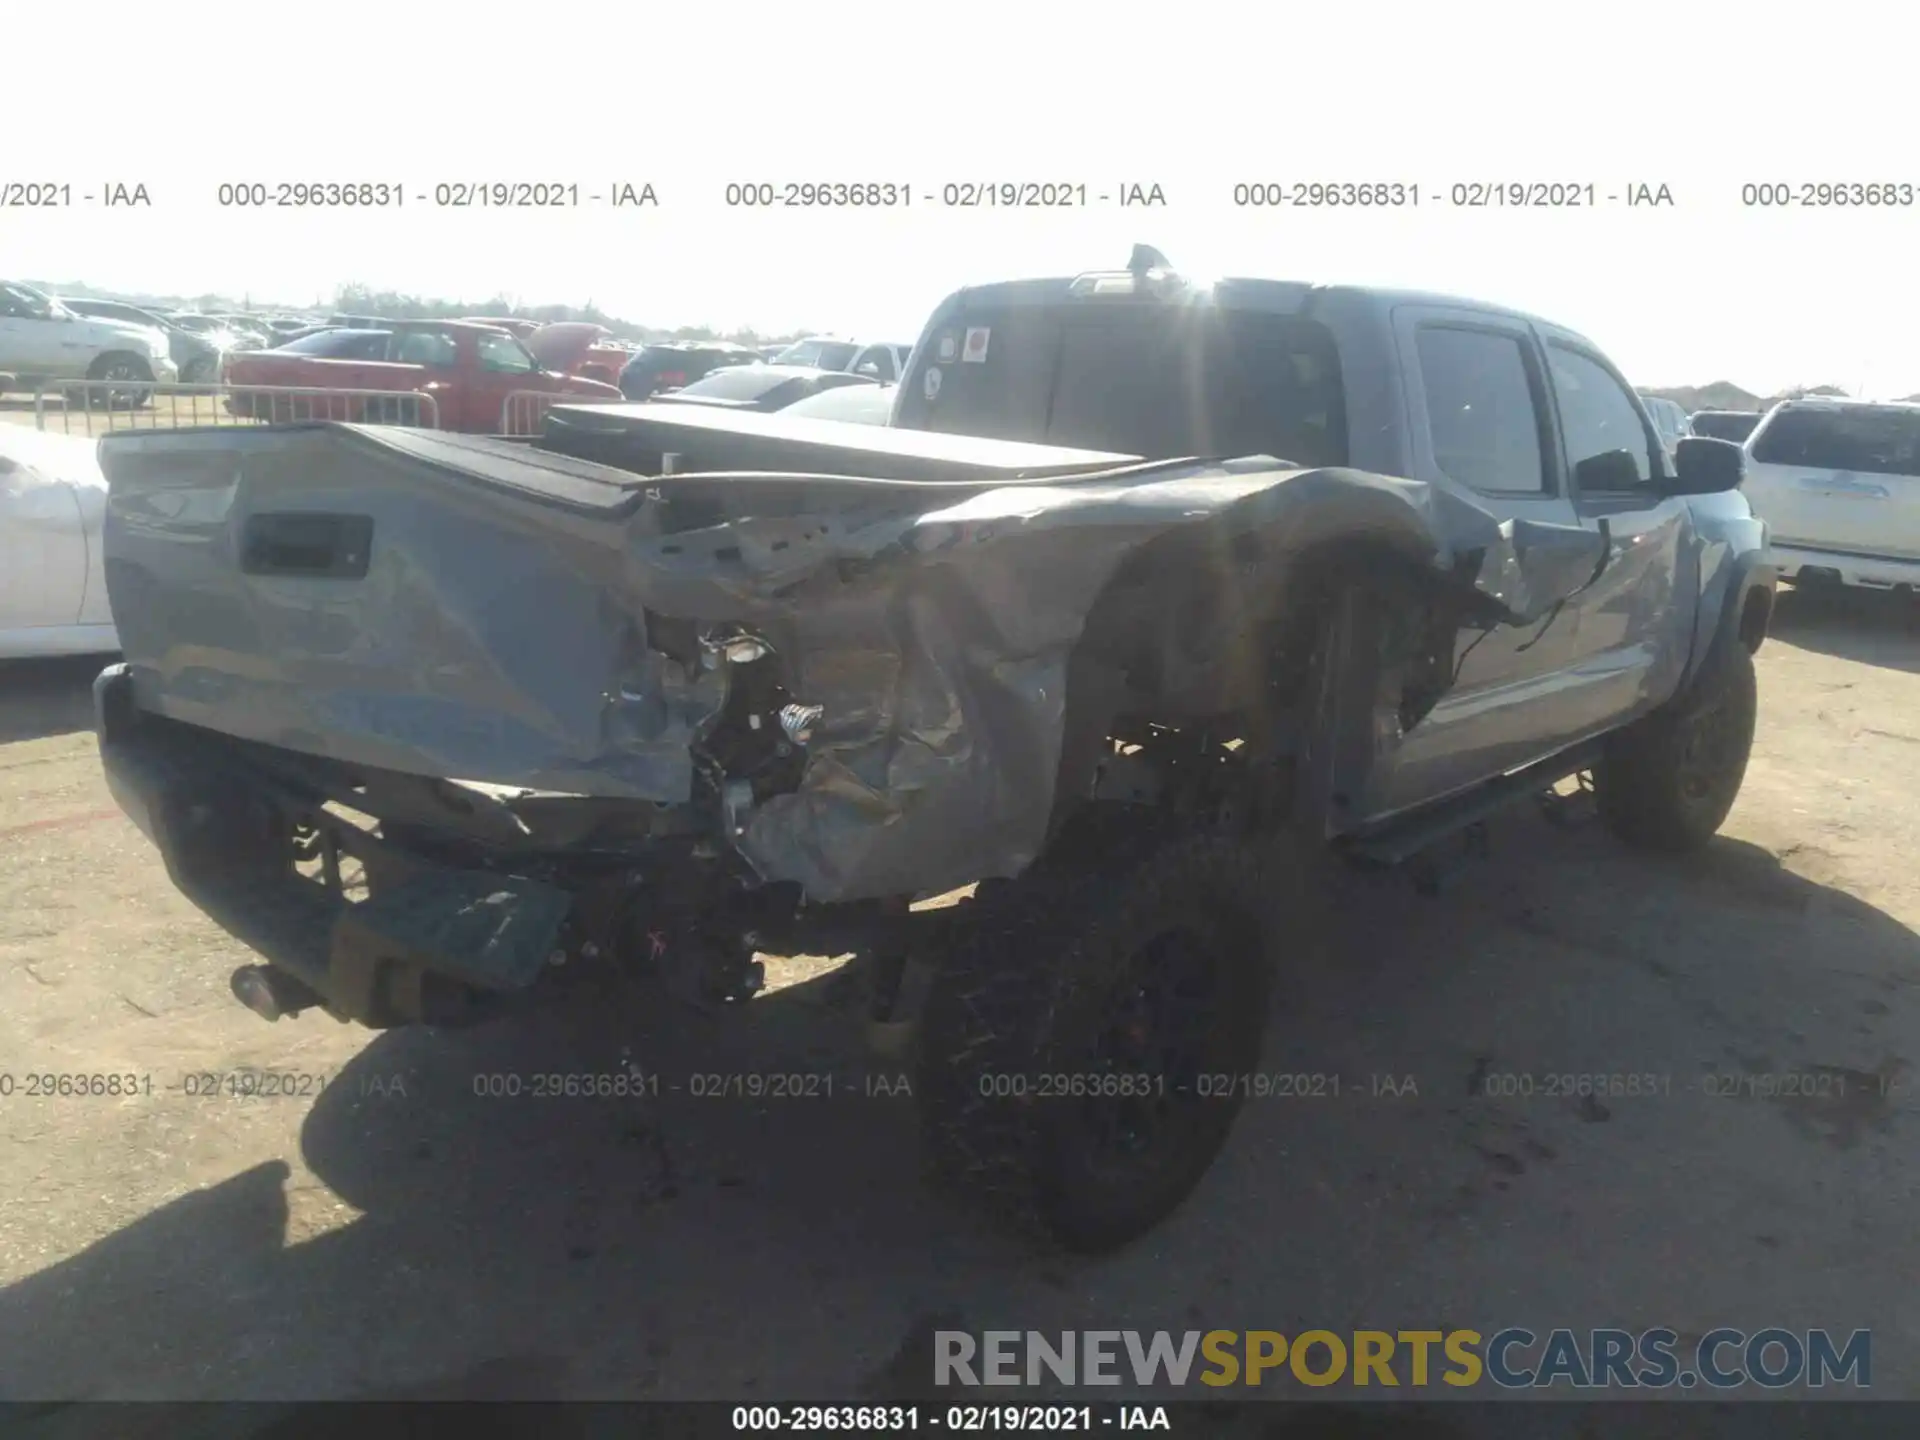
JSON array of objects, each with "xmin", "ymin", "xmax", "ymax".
[
  {"xmin": 1743, "ymin": 397, "xmax": 1920, "ymax": 593},
  {"xmin": 0, "ymin": 281, "xmax": 179, "ymax": 398}
]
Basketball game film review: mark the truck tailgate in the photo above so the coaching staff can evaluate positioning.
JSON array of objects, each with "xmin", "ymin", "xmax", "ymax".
[
  {"xmin": 94, "ymin": 420, "xmax": 1148, "ymax": 809},
  {"xmin": 96, "ymin": 423, "xmax": 713, "ymax": 801},
  {"xmin": 1745, "ymin": 459, "xmax": 1920, "ymax": 563}
]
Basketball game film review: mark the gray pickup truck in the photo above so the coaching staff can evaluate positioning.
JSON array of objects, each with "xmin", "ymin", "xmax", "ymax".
[{"xmin": 89, "ymin": 247, "xmax": 1774, "ymax": 1251}]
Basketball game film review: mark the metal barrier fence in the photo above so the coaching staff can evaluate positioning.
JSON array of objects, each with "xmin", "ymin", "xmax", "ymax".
[
  {"xmin": 501, "ymin": 389, "xmax": 568, "ymax": 437},
  {"xmin": 9, "ymin": 381, "xmax": 441, "ymax": 437}
]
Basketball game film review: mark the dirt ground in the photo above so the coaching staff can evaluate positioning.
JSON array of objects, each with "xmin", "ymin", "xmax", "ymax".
[{"xmin": 2, "ymin": 587, "xmax": 1918, "ymax": 1411}]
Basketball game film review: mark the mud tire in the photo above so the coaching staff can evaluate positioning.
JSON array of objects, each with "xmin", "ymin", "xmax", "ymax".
[
  {"xmin": 916, "ymin": 828, "xmax": 1291, "ymax": 1252},
  {"xmin": 1595, "ymin": 641, "xmax": 1758, "ymax": 853}
]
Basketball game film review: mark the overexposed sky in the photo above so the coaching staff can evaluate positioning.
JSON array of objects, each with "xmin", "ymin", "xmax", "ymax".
[{"xmin": 8, "ymin": 1, "xmax": 1919, "ymax": 395}]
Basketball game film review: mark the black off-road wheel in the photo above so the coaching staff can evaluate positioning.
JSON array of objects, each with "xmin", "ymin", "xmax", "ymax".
[
  {"xmin": 916, "ymin": 830, "xmax": 1289, "ymax": 1253},
  {"xmin": 86, "ymin": 352, "xmax": 155, "ymax": 410},
  {"xmin": 1594, "ymin": 641, "xmax": 1758, "ymax": 852}
]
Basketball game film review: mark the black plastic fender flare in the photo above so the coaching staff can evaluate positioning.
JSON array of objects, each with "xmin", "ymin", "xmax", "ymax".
[{"xmin": 1685, "ymin": 548, "xmax": 1777, "ymax": 692}]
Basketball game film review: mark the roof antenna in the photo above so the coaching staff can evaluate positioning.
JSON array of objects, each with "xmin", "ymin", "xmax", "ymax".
[{"xmin": 1128, "ymin": 244, "xmax": 1171, "ymax": 275}]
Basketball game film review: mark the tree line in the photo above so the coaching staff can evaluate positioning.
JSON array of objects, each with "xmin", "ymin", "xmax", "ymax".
[{"xmin": 329, "ymin": 285, "xmax": 802, "ymax": 347}]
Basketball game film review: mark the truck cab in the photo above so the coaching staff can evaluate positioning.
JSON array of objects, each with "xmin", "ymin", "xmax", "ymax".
[{"xmin": 892, "ymin": 254, "xmax": 1770, "ymax": 826}]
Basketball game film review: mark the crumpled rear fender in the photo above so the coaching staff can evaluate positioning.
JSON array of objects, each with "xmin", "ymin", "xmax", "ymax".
[
  {"xmin": 97, "ymin": 425, "xmax": 1605, "ymax": 904},
  {"xmin": 662, "ymin": 463, "xmax": 1605, "ymax": 901}
]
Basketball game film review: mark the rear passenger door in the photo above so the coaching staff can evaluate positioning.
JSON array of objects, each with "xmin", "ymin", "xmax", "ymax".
[
  {"xmin": 1362, "ymin": 305, "xmax": 1589, "ymax": 819},
  {"xmin": 1538, "ymin": 335, "xmax": 1694, "ymax": 737},
  {"xmin": 388, "ymin": 327, "xmax": 463, "ymax": 427},
  {"xmin": 468, "ymin": 331, "xmax": 542, "ymax": 432}
]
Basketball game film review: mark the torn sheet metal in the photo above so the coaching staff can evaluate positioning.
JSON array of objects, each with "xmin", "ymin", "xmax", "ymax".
[{"xmin": 95, "ymin": 423, "xmax": 1603, "ymax": 903}]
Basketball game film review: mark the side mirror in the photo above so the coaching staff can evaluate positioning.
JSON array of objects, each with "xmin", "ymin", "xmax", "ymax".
[
  {"xmin": 1573, "ymin": 448, "xmax": 1643, "ymax": 491},
  {"xmin": 1670, "ymin": 435, "xmax": 1745, "ymax": 495}
]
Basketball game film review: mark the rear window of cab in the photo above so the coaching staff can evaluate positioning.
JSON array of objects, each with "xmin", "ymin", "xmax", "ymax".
[
  {"xmin": 896, "ymin": 301, "xmax": 1348, "ymax": 468},
  {"xmin": 1750, "ymin": 406, "xmax": 1920, "ymax": 477}
]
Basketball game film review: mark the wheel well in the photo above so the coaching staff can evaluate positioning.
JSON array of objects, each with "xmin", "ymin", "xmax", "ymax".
[
  {"xmin": 1738, "ymin": 585, "xmax": 1772, "ymax": 653},
  {"xmin": 88, "ymin": 350, "xmax": 149, "ymax": 375},
  {"xmin": 1047, "ymin": 530, "xmax": 1455, "ymax": 840}
]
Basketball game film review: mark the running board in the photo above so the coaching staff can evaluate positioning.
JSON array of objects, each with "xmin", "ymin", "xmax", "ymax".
[{"xmin": 1336, "ymin": 743, "xmax": 1604, "ymax": 869}]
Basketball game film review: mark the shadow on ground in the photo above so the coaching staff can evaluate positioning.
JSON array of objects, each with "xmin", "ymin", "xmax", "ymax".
[
  {"xmin": 0, "ymin": 655, "xmax": 115, "ymax": 743},
  {"xmin": 1768, "ymin": 584, "xmax": 1920, "ymax": 672},
  {"xmin": 2, "ymin": 811, "xmax": 1917, "ymax": 1423}
]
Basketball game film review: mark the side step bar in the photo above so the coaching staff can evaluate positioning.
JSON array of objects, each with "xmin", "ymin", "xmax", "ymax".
[{"xmin": 1336, "ymin": 742, "xmax": 1605, "ymax": 869}]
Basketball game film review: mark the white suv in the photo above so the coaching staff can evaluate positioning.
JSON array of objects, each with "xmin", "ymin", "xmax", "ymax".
[
  {"xmin": 769, "ymin": 336, "xmax": 914, "ymax": 382},
  {"xmin": 0, "ymin": 281, "xmax": 179, "ymax": 399},
  {"xmin": 1743, "ymin": 398, "xmax": 1920, "ymax": 592}
]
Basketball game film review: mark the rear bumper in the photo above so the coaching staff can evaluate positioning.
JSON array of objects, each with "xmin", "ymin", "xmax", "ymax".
[
  {"xmin": 93, "ymin": 664, "xmax": 573, "ymax": 1027},
  {"xmin": 1771, "ymin": 543, "xmax": 1920, "ymax": 591}
]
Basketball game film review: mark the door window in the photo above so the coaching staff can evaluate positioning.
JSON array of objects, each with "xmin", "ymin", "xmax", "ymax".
[
  {"xmin": 1548, "ymin": 344, "xmax": 1654, "ymax": 486},
  {"xmin": 478, "ymin": 333, "xmax": 537, "ymax": 373},
  {"xmin": 1749, "ymin": 405, "xmax": 1920, "ymax": 477},
  {"xmin": 1414, "ymin": 326, "xmax": 1549, "ymax": 493},
  {"xmin": 0, "ymin": 283, "xmax": 53, "ymax": 319},
  {"xmin": 391, "ymin": 329, "xmax": 459, "ymax": 367}
]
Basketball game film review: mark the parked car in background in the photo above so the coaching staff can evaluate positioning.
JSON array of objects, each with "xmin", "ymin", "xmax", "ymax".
[
  {"xmin": 771, "ymin": 336, "xmax": 914, "ymax": 382},
  {"xmin": 523, "ymin": 322, "xmax": 634, "ymax": 386},
  {"xmin": 0, "ymin": 281, "xmax": 179, "ymax": 401},
  {"xmin": 241, "ymin": 329, "xmax": 388, "ymax": 362},
  {"xmin": 1639, "ymin": 395, "xmax": 1691, "ymax": 454},
  {"xmin": 220, "ymin": 320, "xmax": 622, "ymax": 431},
  {"xmin": 0, "ymin": 426, "xmax": 117, "ymax": 658},
  {"xmin": 617, "ymin": 341, "xmax": 762, "ymax": 399},
  {"xmin": 1742, "ymin": 397, "xmax": 1920, "ymax": 593},
  {"xmin": 259, "ymin": 326, "xmax": 327, "ymax": 348},
  {"xmin": 210, "ymin": 315, "xmax": 277, "ymax": 345},
  {"xmin": 778, "ymin": 381, "xmax": 896, "ymax": 424},
  {"xmin": 169, "ymin": 314, "xmax": 267, "ymax": 351},
  {"xmin": 60, "ymin": 298, "xmax": 226, "ymax": 383},
  {"xmin": 651, "ymin": 365, "xmax": 879, "ymax": 413},
  {"xmin": 462, "ymin": 317, "xmax": 544, "ymax": 340},
  {"xmin": 1689, "ymin": 409, "xmax": 1763, "ymax": 444}
]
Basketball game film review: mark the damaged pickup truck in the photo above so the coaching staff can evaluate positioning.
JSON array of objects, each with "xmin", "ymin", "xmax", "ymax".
[{"xmin": 89, "ymin": 249, "xmax": 1775, "ymax": 1251}]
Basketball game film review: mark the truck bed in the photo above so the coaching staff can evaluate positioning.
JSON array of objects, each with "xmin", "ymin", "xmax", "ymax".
[{"xmin": 534, "ymin": 401, "xmax": 1142, "ymax": 480}]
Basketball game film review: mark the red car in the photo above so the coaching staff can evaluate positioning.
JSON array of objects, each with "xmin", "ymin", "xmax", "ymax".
[{"xmin": 221, "ymin": 320, "xmax": 622, "ymax": 432}]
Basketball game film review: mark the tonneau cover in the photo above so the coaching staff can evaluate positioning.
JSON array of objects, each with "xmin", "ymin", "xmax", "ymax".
[{"xmin": 536, "ymin": 401, "xmax": 1139, "ymax": 481}]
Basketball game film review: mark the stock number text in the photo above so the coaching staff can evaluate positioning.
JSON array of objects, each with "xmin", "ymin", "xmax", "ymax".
[
  {"xmin": 217, "ymin": 182, "xmax": 404, "ymax": 207},
  {"xmin": 725, "ymin": 181, "xmax": 911, "ymax": 207}
]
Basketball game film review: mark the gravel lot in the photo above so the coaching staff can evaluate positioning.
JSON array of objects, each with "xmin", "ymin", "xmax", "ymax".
[{"xmin": 2, "ymin": 587, "xmax": 1918, "ymax": 1412}]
